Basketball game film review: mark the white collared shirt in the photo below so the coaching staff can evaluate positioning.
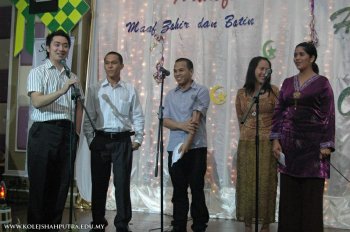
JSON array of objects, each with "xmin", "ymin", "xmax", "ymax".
[
  {"xmin": 27, "ymin": 59, "xmax": 84, "ymax": 122},
  {"xmin": 84, "ymin": 78, "xmax": 145, "ymax": 145}
]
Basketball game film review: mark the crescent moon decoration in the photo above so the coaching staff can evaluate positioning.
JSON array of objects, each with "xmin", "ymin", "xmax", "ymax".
[
  {"xmin": 210, "ymin": 85, "xmax": 227, "ymax": 105},
  {"xmin": 262, "ymin": 40, "xmax": 276, "ymax": 60},
  {"xmin": 338, "ymin": 86, "xmax": 350, "ymax": 116}
]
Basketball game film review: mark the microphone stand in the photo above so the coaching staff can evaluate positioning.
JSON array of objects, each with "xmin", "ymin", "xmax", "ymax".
[
  {"xmin": 150, "ymin": 71, "xmax": 167, "ymax": 232},
  {"xmin": 64, "ymin": 68, "xmax": 97, "ymax": 231},
  {"xmin": 240, "ymin": 76, "xmax": 270, "ymax": 232},
  {"xmin": 63, "ymin": 68, "xmax": 79, "ymax": 230}
]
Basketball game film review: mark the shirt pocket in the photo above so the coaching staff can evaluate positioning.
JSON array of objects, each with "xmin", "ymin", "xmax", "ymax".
[{"xmin": 118, "ymin": 100, "xmax": 131, "ymax": 116}]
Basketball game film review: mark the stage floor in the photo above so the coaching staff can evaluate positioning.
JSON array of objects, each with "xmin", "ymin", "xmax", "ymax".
[{"xmin": 9, "ymin": 203, "xmax": 349, "ymax": 232}]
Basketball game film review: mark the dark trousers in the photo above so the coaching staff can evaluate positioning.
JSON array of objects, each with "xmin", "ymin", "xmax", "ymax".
[
  {"xmin": 90, "ymin": 134, "xmax": 133, "ymax": 232},
  {"xmin": 27, "ymin": 121, "xmax": 77, "ymax": 230},
  {"xmin": 278, "ymin": 173, "xmax": 325, "ymax": 232},
  {"xmin": 168, "ymin": 147, "xmax": 209, "ymax": 232}
]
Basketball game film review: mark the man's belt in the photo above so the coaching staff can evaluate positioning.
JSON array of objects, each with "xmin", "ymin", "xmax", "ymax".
[
  {"xmin": 95, "ymin": 130, "xmax": 135, "ymax": 139},
  {"xmin": 40, "ymin": 120, "xmax": 73, "ymax": 128}
]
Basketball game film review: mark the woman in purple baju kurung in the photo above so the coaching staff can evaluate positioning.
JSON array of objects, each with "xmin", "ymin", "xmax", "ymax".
[{"xmin": 270, "ymin": 42, "xmax": 335, "ymax": 232}]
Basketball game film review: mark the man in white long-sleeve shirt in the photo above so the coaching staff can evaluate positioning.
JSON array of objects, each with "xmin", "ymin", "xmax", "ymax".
[{"xmin": 84, "ymin": 51, "xmax": 144, "ymax": 232}]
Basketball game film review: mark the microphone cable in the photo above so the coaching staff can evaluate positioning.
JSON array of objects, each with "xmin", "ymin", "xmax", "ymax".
[{"xmin": 327, "ymin": 160, "xmax": 350, "ymax": 182}]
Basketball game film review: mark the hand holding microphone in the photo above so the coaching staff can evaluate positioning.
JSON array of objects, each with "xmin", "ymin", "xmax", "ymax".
[
  {"xmin": 61, "ymin": 79, "xmax": 78, "ymax": 94},
  {"xmin": 59, "ymin": 59, "xmax": 80, "ymax": 97}
]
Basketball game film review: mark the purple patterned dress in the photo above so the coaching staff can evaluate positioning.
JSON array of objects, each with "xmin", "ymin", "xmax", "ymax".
[{"xmin": 270, "ymin": 75, "xmax": 335, "ymax": 178}]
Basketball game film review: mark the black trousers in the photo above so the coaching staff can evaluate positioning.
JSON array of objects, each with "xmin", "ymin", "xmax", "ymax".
[
  {"xmin": 90, "ymin": 133, "xmax": 133, "ymax": 232},
  {"xmin": 278, "ymin": 173, "xmax": 325, "ymax": 232},
  {"xmin": 27, "ymin": 121, "xmax": 77, "ymax": 230},
  {"xmin": 168, "ymin": 147, "xmax": 209, "ymax": 232}
]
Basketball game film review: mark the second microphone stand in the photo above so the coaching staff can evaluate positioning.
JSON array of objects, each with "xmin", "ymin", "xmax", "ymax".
[
  {"xmin": 69, "ymin": 83, "xmax": 80, "ymax": 230},
  {"xmin": 240, "ymin": 77, "xmax": 270, "ymax": 232},
  {"xmin": 151, "ymin": 71, "xmax": 168, "ymax": 232},
  {"xmin": 64, "ymin": 68, "xmax": 96, "ymax": 231}
]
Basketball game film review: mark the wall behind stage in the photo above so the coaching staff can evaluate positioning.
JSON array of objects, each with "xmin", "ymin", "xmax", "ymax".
[{"xmin": 76, "ymin": 0, "xmax": 350, "ymax": 228}]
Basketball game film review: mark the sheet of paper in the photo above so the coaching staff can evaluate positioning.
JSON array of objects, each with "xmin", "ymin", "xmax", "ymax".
[
  {"xmin": 278, "ymin": 152, "xmax": 286, "ymax": 166},
  {"xmin": 171, "ymin": 142, "xmax": 183, "ymax": 167}
]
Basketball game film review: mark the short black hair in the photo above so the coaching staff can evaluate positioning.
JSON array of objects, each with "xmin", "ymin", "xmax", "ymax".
[
  {"xmin": 104, "ymin": 51, "xmax": 123, "ymax": 64},
  {"xmin": 175, "ymin": 58, "xmax": 193, "ymax": 71},
  {"xmin": 45, "ymin": 30, "xmax": 71, "ymax": 58}
]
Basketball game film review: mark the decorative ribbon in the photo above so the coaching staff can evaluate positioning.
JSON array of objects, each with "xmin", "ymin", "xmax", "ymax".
[
  {"xmin": 24, "ymin": 8, "xmax": 35, "ymax": 54},
  {"xmin": 309, "ymin": 0, "xmax": 319, "ymax": 47},
  {"xmin": 11, "ymin": 0, "xmax": 34, "ymax": 56},
  {"xmin": 152, "ymin": 33, "xmax": 166, "ymax": 84}
]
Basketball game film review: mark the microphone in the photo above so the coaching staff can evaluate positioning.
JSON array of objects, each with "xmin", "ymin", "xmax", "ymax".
[
  {"xmin": 264, "ymin": 68, "xmax": 272, "ymax": 79},
  {"xmin": 159, "ymin": 66, "xmax": 170, "ymax": 76},
  {"xmin": 60, "ymin": 59, "xmax": 71, "ymax": 77},
  {"xmin": 60, "ymin": 59, "xmax": 81, "ymax": 98}
]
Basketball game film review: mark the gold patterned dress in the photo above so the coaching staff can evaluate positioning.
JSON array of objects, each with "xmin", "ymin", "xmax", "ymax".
[{"xmin": 235, "ymin": 86, "xmax": 279, "ymax": 225}]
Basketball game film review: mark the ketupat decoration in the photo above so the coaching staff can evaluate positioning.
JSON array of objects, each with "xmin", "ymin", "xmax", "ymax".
[
  {"xmin": 10, "ymin": 0, "xmax": 90, "ymax": 56},
  {"xmin": 37, "ymin": 0, "xmax": 90, "ymax": 33}
]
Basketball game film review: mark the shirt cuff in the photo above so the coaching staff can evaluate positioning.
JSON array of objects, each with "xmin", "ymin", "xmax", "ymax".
[
  {"xmin": 134, "ymin": 133, "xmax": 143, "ymax": 145},
  {"xmin": 193, "ymin": 107, "xmax": 206, "ymax": 117},
  {"xmin": 269, "ymin": 132, "xmax": 280, "ymax": 140},
  {"xmin": 320, "ymin": 141, "xmax": 335, "ymax": 152}
]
